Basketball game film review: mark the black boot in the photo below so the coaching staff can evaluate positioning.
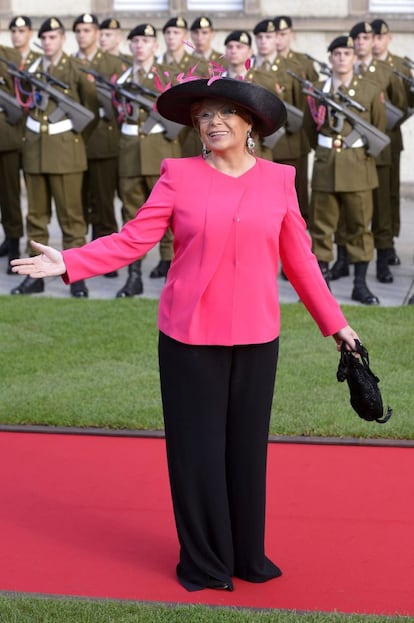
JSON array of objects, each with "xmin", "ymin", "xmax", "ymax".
[
  {"xmin": 11, "ymin": 276, "xmax": 45, "ymax": 295},
  {"xmin": 7, "ymin": 238, "xmax": 20, "ymax": 275},
  {"xmin": 318, "ymin": 260, "xmax": 331, "ymax": 289},
  {"xmin": 352, "ymin": 262, "xmax": 380, "ymax": 305},
  {"xmin": 150, "ymin": 259, "xmax": 170, "ymax": 279},
  {"xmin": 330, "ymin": 245, "xmax": 349, "ymax": 280},
  {"xmin": 0, "ymin": 237, "xmax": 9, "ymax": 257},
  {"xmin": 388, "ymin": 247, "xmax": 401, "ymax": 266},
  {"xmin": 116, "ymin": 260, "xmax": 143, "ymax": 297},
  {"xmin": 376, "ymin": 249, "xmax": 393, "ymax": 283},
  {"xmin": 70, "ymin": 280, "xmax": 89, "ymax": 298}
]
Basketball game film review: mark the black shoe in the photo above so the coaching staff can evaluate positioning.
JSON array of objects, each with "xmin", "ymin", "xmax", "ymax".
[
  {"xmin": 116, "ymin": 273, "xmax": 143, "ymax": 297},
  {"xmin": 70, "ymin": 280, "xmax": 89, "ymax": 298},
  {"xmin": 351, "ymin": 283, "xmax": 380, "ymax": 305},
  {"xmin": 11, "ymin": 276, "xmax": 45, "ymax": 295},
  {"xmin": 104, "ymin": 270, "xmax": 118, "ymax": 278},
  {"xmin": 150, "ymin": 260, "xmax": 171, "ymax": 278},
  {"xmin": 408, "ymin": 295, "xmax": 414, "ymax": 305},
  {"xmin": 0, "ymin": 238, "xmax": 9, "ymax": 257},
  {"xmin": 388, "ymin": 249, "xmax": 401, "ymax": 266}
]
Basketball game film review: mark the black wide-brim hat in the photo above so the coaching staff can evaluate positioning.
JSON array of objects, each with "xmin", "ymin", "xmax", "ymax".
[{"xmin": 156, "ymin": 78, "xmax": 287, "ymax": 137}]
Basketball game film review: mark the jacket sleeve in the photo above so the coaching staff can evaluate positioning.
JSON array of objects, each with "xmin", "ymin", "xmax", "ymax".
[
  {"xmin": 62, "ymin": 159, "xmax": 175, "ymax": 283},
  {"xmin": 278, "ymin": 166, "xmax": 348, "ymax": 336}
]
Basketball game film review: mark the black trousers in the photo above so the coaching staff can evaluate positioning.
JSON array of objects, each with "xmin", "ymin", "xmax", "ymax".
[{"xmin": 158, "ymin": 332, "xmax": 282, "ymax": 591}]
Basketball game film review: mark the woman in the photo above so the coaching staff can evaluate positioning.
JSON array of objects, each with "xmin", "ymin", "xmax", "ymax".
[{"xmin": 11, "ymin": 78, "xmax": 359, "ymax": 592}]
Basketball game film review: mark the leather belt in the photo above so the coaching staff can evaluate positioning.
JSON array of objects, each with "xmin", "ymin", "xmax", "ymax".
[
  {"xmin": 121, "ymin": 122, "xmax": 165, "ymax": 136},
  {"xmin": 26, "ymin": 116, "xmax": 74, "ymax": 135},
  {"xmin": 318, "ymin": 135, "xmax": 365, "ymax": 149}
]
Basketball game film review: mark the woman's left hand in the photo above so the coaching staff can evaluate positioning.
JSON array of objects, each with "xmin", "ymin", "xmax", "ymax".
[{"xmin": 332, "ymin": 325, "xmax": 360, "ymax": 352}]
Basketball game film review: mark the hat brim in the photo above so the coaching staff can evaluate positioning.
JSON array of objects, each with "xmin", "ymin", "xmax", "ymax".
[{"xmin": 156, "ymin": 78, "xmax": 287, "ymax": 137}]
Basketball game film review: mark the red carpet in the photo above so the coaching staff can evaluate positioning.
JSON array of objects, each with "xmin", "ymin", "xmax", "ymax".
[{"xmin": 1, "ymin": 432, "xmax": 413, "ymax": 615}]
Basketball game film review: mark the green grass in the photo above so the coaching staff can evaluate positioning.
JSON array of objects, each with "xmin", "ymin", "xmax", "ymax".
[
  {"xmin": 0, "ymin": 595, "xmax": 412, "ymax": 623},
  {"xmin": 1, "ymin": 297, "xmax": 412, "ymax": 622},
  {"xmin": 0, "ymin": 297, "xmax": 411, "ymax": 438}
]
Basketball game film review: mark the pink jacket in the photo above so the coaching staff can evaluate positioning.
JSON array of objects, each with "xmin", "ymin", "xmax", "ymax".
[{"xmin": 63, "ymin": 157, "xmax": 347, "ymax": 345}]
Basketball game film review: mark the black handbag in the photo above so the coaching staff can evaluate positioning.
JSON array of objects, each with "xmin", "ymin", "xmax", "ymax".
[{"xmin": 336, "ymin": 339, "xmax": 392, "ymax": 423}]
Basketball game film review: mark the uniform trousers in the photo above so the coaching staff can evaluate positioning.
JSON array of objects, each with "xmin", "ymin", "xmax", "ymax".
[
  {"xmin": 0, "ymin": 150, "xmax": 23, "ymax": 238},
  {"xmin": 372, "ymin": 164, "xmax": 393, "ymax": 249},
  {"xmin": 390, "ymin": 148, "xmax": 401, "ymax": 238},
  {"xmin": 158, "ymin": 331, "xmax": 282, "ymax": 591},
  {"xmin": 24, "ymin": 172, "xmax": 87, "ymax": 253},
  {"xmin": 310, "ymin": 189, "xmax": 374, "ymax": 263},
  {"xmin": 83, "ymin": 157, "xmax": 119, "ymax": 239},
  {"xmin": 119, "ymin": 175, "xmax": 173, "ymax": 260}
]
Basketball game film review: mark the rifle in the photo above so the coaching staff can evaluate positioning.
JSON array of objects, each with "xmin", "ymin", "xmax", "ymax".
[
  {"xmin": 0, "ymin": 57, "xmax": 95, "ymax": 133},
  {"xmin": 262, "ymin": 102, "xmax": 303, "ymax": 148},
  {"xmin": 80, "ymin": 67, "xmax": 183, "ymax": 141},
  {"xmin": 0, "ymin": 79, "xmax": 23, "ymax": 124},
  {"xmin": 305, "ymin": 54, "xmax": 332, "ymax": 77},
  {"xmin": 287, "ymin": 70, "xmax": 390, "ymax": 158}
]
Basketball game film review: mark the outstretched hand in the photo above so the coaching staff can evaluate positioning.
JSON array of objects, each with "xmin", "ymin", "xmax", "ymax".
[{"xmin": 10, "ymin": 241, "xmax": 66, "ymax": 278}]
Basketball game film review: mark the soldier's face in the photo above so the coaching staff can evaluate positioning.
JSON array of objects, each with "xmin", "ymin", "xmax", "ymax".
[
  {"xmin": 75, "ymin": 24, "xmax": 98, "ymax": 52},
  {"xmin": 10, "ymin": 26, "xmax": 32, "ymax": 50},
  {"xmin": 129, "ymin": 36, "xmax": 157, "ymax": 62},
  {"xmin": 40, "ymin": 30, "xmax": 65, "ymax": 59},
  {"xmin": 372, "ymin": 33, "xmax": 391, "ymax": 57},
  {"xmin": 164, "ymin": 27, "xmax": 187, "ymax": 52},
  {"xmin": 99, "ymin": 28, "xmax": 121, "ymax": 53},
  {"xmin": 190, "ymin": 28, "xmax": 214, "ymax": 54},
  {"xmin": 353, "ymin": 33, "xmax": 373, "ymax": 60},
  {"xmin": 275, "ymin": 29, "xmax": 293, "ymax": 54},
  {"xmin": 255, "ymin": 32, "xmax": 277, "ymax": 57},
  {"xmin": 225, "ymin": 42, "xmax": 252, "ymax": 67},
  {"xmin": 329, "ymin": 48, "xmax": 356, "ymax": 75}
]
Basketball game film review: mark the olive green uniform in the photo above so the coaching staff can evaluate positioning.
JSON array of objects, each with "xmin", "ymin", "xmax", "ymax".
[
  {"xmin": 117, "ymin": 62, "xmax": 181, "ymax": 260},
  {"xmin": 73, "ymin": 50, "xmax": 126, "ymax": 239},
  {"xmin": 381, "ymin": 52, "xmax": 412, "ymax": 238},
  {"xmin": 249, "ymin": 54, "xmax": 312, "ymax": 221},
  {"xmin": 304, "ymin": 75, "xmax": 387, "ymax": 263},
  {"xmin": 21, "ymin": 53, "xmax": 98, "ymax": 252},
  {"xmin": 357, "ymin": 59, "xmax": 407, "ymax": 251},
  {"xmin": 0, "ymin": 45, "xmax": 24, "ymax": 244}
]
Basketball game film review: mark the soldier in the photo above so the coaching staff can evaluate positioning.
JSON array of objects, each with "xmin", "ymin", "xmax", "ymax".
[
  {"xmin": 72, "ymin": 13, "xmax": 126, "ymax": 280},
  {"xmin": 10, "ymin": 17, "xmax": 98, "ymax": 297},
  {"xmin": 0, "ymin": 16, "xmax": 40, "ymax": 271},
  {"xmin": 9, "ymin": 14, "xmax": 38, "ymax": 66},
  {"xmin": 99, "ymin": 18, "xmax": 125, "ymax": 59},
  {"xmin": 223, "ymin": 30, "xmax": 253, "ymax": 79},
  {"xmin": 115, "ymin": 23, "xmax": 181, "ymax": 296},
  {"xmin": 250, "ymin": 19, "xmax": 307, "ymax": 214},
  {"xmin": 371, "ymin": 18, "xmax": 412, "ymax": 266},
  {"xmin": 189, "ymin": 16, "xmax": 224, "ymax": 69},
  {"xmin": 0, "ymin": 41, "xmax": 23, "ymax": 272},
  {"xmin": 303, "ymin": 35, "xmax": 387, "ymax": 305},
  {"xmin": 161, "ymin": 17, "xmax": 194, "ymax": 74},
  {"xmin": 273, "ymin": 15, "xmax": 319, "ymax": 223},
  {"xmin": 162, "ymin": 17, "xmax": 203, "ymax": 174},
  {"xmin": 348, "ymin": 21, "xmax": 407, "ymax": 284}
]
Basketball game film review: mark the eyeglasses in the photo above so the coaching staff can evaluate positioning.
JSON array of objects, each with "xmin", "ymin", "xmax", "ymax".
[{"xmin": 195, "ymin": 107, "xmax": 238, "ymax": 123}]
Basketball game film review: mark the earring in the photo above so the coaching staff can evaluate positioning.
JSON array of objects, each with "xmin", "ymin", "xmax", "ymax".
[
  {"xmin": 202, "ymin": 143, "xmax": 208, "ymax": 159},
  {"xmin": 246, "ymin": 130, "xmax": 256, "ymax": 153}
]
